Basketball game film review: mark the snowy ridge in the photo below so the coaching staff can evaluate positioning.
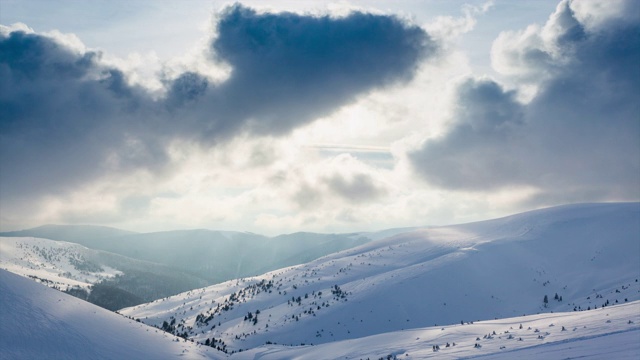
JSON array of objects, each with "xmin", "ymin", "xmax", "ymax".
[
  {"xmin": 0, "ymin": 236, "xmax": 210, "ymax": 310},
  {"xmin": 0, "ymin": 236, "xmax": 121, "ymax": 291},
  {"xmin": 0, "ymin": 269, "xmax": 223, "ymax": 359},
  {"xmin": 121, "ymin": 202, "xmax": 640, "ymax": 355}
]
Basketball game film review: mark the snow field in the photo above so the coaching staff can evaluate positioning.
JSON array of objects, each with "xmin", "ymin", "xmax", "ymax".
[
  {"xmin": 231, "ymin": 301, "xmax": 640, "ymax": 359},
  {"xmin": 0, "ymin": 269, "xmax": 223, "ymax": 359}
]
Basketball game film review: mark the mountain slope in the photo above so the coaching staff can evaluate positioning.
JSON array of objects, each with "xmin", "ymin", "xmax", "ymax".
[
  {"xmin": 232, "ymin": 301, "xmax": 640, "ymax": 359},
  {"xmin": 121, "ymin": 202, "xmax": 640, "ymax": 354},
  {"xmin": 3, "ymin": 268, "xmax": 636, "ymax": 360},
  {"xmin": 2, "ymin": 227, "xmax": 370, "ymax": 284},
  {"xmin": 0, "ymin": 269, "xmax": 223, "ymax": 360},
  {"xmin": 0, "ymin": 236, "xmax": 208, "ymax": 310},
  {"xmin": 0, "ymin": 236, "xmax": 121, "ymax": 291}
]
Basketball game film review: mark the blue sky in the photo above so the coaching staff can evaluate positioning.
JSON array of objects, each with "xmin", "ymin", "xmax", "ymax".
[{"xmin": 1, "ymin": 0, "xmax": 638, "ymax": 234}]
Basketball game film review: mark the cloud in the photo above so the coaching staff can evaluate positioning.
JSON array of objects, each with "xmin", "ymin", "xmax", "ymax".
[
  {"xmin": 0, "ymin": 5, "xmax": 436, "ymax": 205},
  {"xmin": 268, "ymin": 152, "xmax": 390, "ymax": 213},
  {"xmin": 409, "ymin": 0, "xmax": 640, "ymax": 203},
  {"xmin": 172, "ymin": 4, "xmax": 437, "ymax": 140},
  {"xmin": 324, "ymin": 173, "xmax": 387, "ymax": 203},
  {"xmin": 0, "ymin": 27, "xmax": 163, "ymax": 203},
  {"xmin": 291, "ymin": 182, "xmax": 324, "ymax": 210},
  {"xmin": 409, "ymin": 78, "xmax": 526, "ymax": 190},
  {"xmin": 425, "ymin": 1, "xmax": 494, "ymax": 42}
]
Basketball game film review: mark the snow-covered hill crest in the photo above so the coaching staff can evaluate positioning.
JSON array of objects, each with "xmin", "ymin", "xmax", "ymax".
[
  {"xmin": 0, "ymin": 236, "xmax": 209, "ymax": 310},
  {"xmin": 121, "ymin": 202, "xmax": 640, "ymax": 355},
  {"xmin": 0, "ymin": 236, "xmax": 121, "ymax": 291}
]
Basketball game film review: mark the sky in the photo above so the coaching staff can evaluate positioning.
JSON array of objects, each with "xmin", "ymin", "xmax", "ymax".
[{"xmin": 1, "ymin": 0, "xmax": 638, "ymax": 235}]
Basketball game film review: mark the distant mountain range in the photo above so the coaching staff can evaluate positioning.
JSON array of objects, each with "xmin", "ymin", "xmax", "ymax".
[
  {"xmin": 1, "ymin": 224, "xmax": 137, "ymax": 243},
  {"xmin": 0, "ymin": 224, "xmax": 383, "ymax": 309},
  {"xmin": 1, "ymin": 226, "xmax": 373, "ymax": 284}
]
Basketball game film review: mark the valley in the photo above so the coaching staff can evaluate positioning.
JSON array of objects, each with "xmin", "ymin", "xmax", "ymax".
[{"xmin": 2, "ymin": 203, "xmax": 638, "ymax": 359}]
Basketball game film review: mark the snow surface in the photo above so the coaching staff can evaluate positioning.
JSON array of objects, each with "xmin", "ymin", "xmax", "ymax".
[
  {"xmin": 0, "ymin": 236, "xmax": 121, "ymax": 291},
  {"xmin": 1, "ymin": 266, "xmax": 637, "ymax": 359},
  {"xmin": 121, "ymin": 202, "xmax": 640, "ymax": 355},
  {"xmin": 232, "ymin": 301, "xmax": 640, "ymax": 359},
  {"xmin": 0, "ymin": 269, "xmax": 223, "ymax": 359}
]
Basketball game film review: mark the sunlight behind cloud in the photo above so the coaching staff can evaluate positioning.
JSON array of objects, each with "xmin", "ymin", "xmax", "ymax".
[{"xmin": 0, "ymin": 0, "xmax": 637, "ymax": 234}]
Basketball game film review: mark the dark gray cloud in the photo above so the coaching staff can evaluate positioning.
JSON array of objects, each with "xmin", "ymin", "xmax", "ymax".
[
  {"xmin": 0, "ymin": 5, "xmax": 436, "ymax": 203},
  {"xmin": 409, "ymin": 1, "xmax": 640, "ymax": 203},
  {"xmin": 0, "ymin": 30, "xmax": 164, "ymax": 203},
  {"xmin": 410, "ymin": 78, "xmax": 526, "ymax": 190},
  {"xmin": 171, "ymin": 4, "xmax": 436, "ymax": 139},
  {"xmin": 325, "ymin": 173, "xmax": 387, "ymax": 203}
]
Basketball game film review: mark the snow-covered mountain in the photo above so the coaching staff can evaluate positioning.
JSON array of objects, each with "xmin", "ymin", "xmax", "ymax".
[
  {"xmin": 0, "ymin": 236, "xmax": 121, "ymax": 292},
  {"xmin": 120, "ymin": 202, "xmax": 640, "ymax": 355},
  {"xmin": 0, "ymin": 269, "xmax": 224, "ymax": 359},
  {"xmin": 3, "ymin": 268, "xmax": 637, "ymax": 360},
  {"xmin": 1, "ymin": 227, "xmax": 371, "ymax": 284},
  {"xmin": 0, "ymin": 236, "xmax": 208, "ymax": 310}
]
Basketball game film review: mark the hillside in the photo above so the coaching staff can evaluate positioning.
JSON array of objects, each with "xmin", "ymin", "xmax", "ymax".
[
  {"xmin": 0, "ymin": 269, "xmax": 223, "ymax": 359},
  {"xmin": 121, "ymin": 202, "xmax": 640, "ymax": 355},
  {"xmin": 0, "ymin": 236, "xmax": 208, "ymax": 310},
  {"xmin": 1, "ymin": 228, "xmax": 371, "ymax": 284},
  {"xmin": 0, "ymin": 236, "xmax": 121, "ymax": 292},
  {"xmin": 3, "ymin": 269, "xmax": 637, "ymax": 360},
  {"xmin": 233, "ymin": 301, "xmax": 640, "ymax": 359}
]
